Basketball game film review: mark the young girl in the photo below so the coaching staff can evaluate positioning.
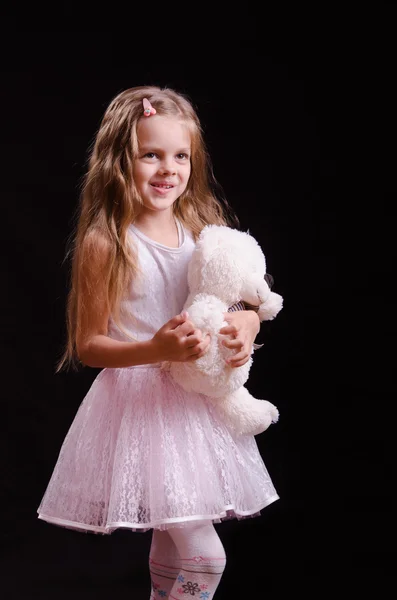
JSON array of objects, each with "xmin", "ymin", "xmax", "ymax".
[{"xmin": 37, "ymin": 86, "xmax": 280, "ymax": 599}]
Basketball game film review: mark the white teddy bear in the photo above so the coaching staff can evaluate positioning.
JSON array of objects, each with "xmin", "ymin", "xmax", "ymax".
[{"xmin": 167, "ymin": 224, "xmax": 283, "ymax": 436}]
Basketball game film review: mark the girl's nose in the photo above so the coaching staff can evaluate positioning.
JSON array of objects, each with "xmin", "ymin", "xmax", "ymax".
[{"xmin": 158, "ymin": 162, "xmax": 176, "ymax": 176}]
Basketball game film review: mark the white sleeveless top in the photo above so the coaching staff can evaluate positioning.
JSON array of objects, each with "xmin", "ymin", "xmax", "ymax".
[{"xmin": 107, "ymin": 219, "xmax": 196, "ymax": 342}]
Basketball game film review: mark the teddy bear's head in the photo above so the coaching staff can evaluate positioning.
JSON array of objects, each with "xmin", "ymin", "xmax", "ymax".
[{"xmin": 188, "ymin": 225, "xmax": 283, "ymax": 319}]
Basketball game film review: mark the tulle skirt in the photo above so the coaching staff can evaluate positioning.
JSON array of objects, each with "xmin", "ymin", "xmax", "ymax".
[{"xmin": 37, "ymin": 365, "xmax": 279, "ymax": 534}]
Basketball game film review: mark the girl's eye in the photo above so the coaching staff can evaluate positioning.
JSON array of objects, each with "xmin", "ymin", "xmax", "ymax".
[{"xmin": 143, "ymin": 152, "xmax": 189, "ymax": 160}]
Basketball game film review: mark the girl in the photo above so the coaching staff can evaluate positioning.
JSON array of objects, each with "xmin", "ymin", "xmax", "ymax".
[{"xmin": 37, "ymin": 86, "xmax": 280, "ymax": 599}]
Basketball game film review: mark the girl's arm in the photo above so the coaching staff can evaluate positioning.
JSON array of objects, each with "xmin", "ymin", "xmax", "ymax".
[
  {"xmin": 78, "ymin": 314, "xmax": 209, "ymax": 369},
  {"xmin": 76, "ymin": 238, "xmax": 210, "ymax": 369},
  {"xmin": 78, "ymin": 334, "xmax": 162, "ymax": 369},
  {"xmin": 219, "ymin": 310, "xmax": 261, "ymax": 368}
]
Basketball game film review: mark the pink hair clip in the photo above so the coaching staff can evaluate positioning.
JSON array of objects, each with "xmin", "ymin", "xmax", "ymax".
[{"xmin": 143, "ymin": 98, "xmax": 156, "ymax": 117}]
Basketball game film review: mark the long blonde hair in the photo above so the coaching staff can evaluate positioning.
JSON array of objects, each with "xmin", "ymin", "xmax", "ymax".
[{"xmin": 57, "ymin": 85, "xmax": 238, "ymax": 371}]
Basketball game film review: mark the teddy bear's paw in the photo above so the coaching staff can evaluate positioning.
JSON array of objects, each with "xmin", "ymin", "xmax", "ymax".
[
  {"xmin": 236, "ymin": 401, "xmax": 279, "ymax": 436},
  {"xmin": 222, "ymin": 412, "xmax": 271, "ymax": 437},
  {"xmin": 233, "ymin": 416, "xmax": 273, "ymax": 437},
  {"xmin": 263, "ymin": 401, "xmax": 279, "ymax": 423}
]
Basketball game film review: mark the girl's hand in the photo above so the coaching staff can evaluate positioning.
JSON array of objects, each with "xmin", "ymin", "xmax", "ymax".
[
  {"xmin": 220, "ymin": 310, "xmax": 260, "ymax": 368},
  {"xmin": 152, "ymin": 311, "xmax": 211, "ymax": 362}
]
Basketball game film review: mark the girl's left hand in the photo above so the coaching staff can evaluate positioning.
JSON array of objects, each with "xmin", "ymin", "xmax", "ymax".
[{"xmin": 220, "ymin": 310, "xmax": 260, "ymax": 368}]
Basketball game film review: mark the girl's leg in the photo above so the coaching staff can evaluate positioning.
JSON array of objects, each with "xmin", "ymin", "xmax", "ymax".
[
  {"xmin": 149, "ymin": 529, "xmax": 181, "ymax": 599},
  {"xmin": 167, "ymin": 521, "xmax": 227, "ymax": 599}
]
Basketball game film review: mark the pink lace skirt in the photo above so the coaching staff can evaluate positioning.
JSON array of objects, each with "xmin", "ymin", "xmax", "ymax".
[{"xmin": 37, "ymin": 366, "xmax": 279, "ymax": 534}]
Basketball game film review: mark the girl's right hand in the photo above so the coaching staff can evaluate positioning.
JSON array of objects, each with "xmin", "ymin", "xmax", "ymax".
[{"xmin": 152, "ymin": 311, "xmax": 211, "ymax": 362}]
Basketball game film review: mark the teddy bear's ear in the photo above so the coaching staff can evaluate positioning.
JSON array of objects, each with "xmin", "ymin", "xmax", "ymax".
[
  {"xmin": 197, "ymin": 225, "xmax": 228, "ymax": 261},
  {"xmin": 264, "ymin": 273, "xmax": 274, "ymax": 289}
]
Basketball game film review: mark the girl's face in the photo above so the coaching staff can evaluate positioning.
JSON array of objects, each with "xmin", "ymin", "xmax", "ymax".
[{"xmin": 133, "ymin": 115, "xmax": 191, "ymax": 216}]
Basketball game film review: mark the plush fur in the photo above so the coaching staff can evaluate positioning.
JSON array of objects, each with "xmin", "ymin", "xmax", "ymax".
[{"xmin": 168, "ymin": 225, "xmax": 283, "ymax": 436}]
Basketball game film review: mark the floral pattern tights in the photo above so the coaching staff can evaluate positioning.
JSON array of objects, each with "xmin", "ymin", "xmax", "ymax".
[{"xmin": 149, "ymin": 522, "xmax": 226, "ymax": 599}]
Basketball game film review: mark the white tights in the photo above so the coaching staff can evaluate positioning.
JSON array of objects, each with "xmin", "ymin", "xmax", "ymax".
[{"xmin": 149, "ymin": 521, "xmax": 226, "ymax": 599}]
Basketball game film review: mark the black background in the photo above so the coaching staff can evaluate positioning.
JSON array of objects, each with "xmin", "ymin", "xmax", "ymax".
[{"xmin": 1, "ymin": 7, "xmax": 395, "ymax": 599}]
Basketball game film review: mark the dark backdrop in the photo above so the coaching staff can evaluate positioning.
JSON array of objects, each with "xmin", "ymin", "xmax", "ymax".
[{"xmin": 1, "ymin": 10, "xmax": 394, "ymax": 599}]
